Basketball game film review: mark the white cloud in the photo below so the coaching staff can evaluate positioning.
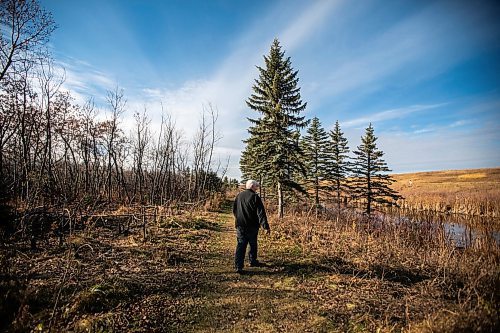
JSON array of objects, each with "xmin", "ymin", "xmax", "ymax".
[
  {"xmin": 57, "ymin": 57, "xmax": 117, "ymax": 106},
  {"xmin": 342, "ymin": 103, "xmax": 447, "ymax": 128},
  {"xmin": 379, "ymin": 124, "xmax": 500, "ymax": 173},
  {"xmin": 118, "ymin": 1, "xmax": 345, "ymax": 179},
  {"xmin": 52, "ymin": 1, "xmax": 499, "ymax": 180},
  {"xmin": 280, "ymin": 0, "xmax": 344, "ymax": 50},
  {"xmin": 449, "ymin": 120, "xmax": 470, "ymax": 128},
  {"xmin": 412, "ymin": 127, "xmax": 435, "ymax": 135},
  {"xmin": 341, "ymin": 98, "xmax": 500, "ymax": 173}
]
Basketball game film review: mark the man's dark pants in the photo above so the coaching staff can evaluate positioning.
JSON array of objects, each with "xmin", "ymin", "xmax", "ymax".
[{"xmin": 235, "ymin": 227, "xmax": 258, "ymax": 270}]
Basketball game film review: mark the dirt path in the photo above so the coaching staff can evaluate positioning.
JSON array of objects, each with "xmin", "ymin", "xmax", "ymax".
[{"xmin": 189, "ymin": 210, "xmax": 337, "ymax": 332}]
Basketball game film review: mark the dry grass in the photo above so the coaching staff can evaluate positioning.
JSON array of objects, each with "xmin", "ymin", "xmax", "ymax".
[
  {"xmin": 1, "ymin": 197, "xmax": 499, "ymax": 332},
  {"xmin": 391, "ymin": 168, "xmax": 500, "ymax": 217},
  {"xmin": 0, "ymin": 210, "xmax": 225, "ymax": 332},
  {"xmin": 270, "ymin": 209, "xmax": 500, "ymax": 332}
]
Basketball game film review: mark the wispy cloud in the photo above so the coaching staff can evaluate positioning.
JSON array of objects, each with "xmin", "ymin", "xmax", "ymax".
[
  {"xmin": 449, "ymin": 120, "xmax": 470, "ymax": 128},
  {"xmin": 412, "ymin": 127, "xmax": 435, "ymax": 135},
  {"xmin": 57, "ymin": 57, "xmax": 117, "ymax": 105},
  {"xmin": 281, "ymin": 0, "xmax": 344, "ymax": 50},
  {"xmin": 410, "ymin": 118, "xmax": 474, "ymax": 135},
  {"xmin": 342, "ymin": 103, "xmax": 447, "ymax": 128},
  {"xmin": 50, "ymin": 1, "xmax": 500, "ymax": 178},
  {"xmin": 378, "ymin": 122, "xmax": 500, "ymax": 172},
  {"xmin": 52, "ymin": 1, "xmax": 344, "ymax": 178},
  {"xmin": 307, "ymin": 1, "xmax": 500, "ymax": 105},
  {"xmin": 124, "ymin": 1, "xmax": 345, "ymax": 177}
]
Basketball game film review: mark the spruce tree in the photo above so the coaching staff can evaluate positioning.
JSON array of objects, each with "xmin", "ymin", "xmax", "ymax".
[
  {"xmin": 326, "ymin": 120, "xmax": 351, "ymax": 211},
  {"xmin": 351, "ymin": 124, "xmax": 401, "ymax": 215},
  {"xmin": 301, "ymin": 117, "xmax": 329, "ymax": 207},
  {"xmin": 243, "ymin": 38, "xmax": 308, "ymax": 218}
]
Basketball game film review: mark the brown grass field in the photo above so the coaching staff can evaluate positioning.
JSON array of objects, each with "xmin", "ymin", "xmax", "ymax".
[
  {"xmin": 1, "ymin": 169, "xmax": 499, "ymax": 332},
  {"xmin": 391, "ymin": 167, "xmax": 500, "ymax": 217},
  {"xmin": 2, "ymin": 202, "xmax": 498, "ymax": 333}
]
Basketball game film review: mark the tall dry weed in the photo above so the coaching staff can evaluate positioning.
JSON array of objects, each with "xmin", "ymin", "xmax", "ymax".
[{"xmin": 269, "ymin": 208, "xmax": 499, "ymax": 331}]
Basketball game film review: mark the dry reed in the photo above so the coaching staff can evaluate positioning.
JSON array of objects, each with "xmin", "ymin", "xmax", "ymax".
[{"xmin": 268, "ymin": 207, "xmax": 499, "ymax": 332}]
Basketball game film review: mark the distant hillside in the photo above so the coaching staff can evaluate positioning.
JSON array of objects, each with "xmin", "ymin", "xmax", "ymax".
[
  {"xmin": 391, "ymin": 168, "xmax": 500, "ymax": 216},
  {"xmin": 391, "ymin": 168, "xmax": 500, "ymax": 193}
]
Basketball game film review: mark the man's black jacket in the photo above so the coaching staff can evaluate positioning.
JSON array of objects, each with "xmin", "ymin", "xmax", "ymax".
[{"xmin": 233, "ymin": 189, "xmax": 269, "ymax": 231}]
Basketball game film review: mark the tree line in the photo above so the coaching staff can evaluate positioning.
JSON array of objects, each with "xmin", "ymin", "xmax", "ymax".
[
  {"xmin": 240, "ymin": 39, "xmax": 401, "ymax": 217},
  {"xmin": 1, "ymin": 0, "xmax": 400, "ymax": 222},
  {"xmin": 0, "ymin": 0, "xmax": 229, "ymax": 217}
]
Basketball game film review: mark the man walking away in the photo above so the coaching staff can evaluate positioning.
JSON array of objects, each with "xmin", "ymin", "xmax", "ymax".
[{"xmin": 233, "ymin": 180, "xmax": 270, "ymax": 274}]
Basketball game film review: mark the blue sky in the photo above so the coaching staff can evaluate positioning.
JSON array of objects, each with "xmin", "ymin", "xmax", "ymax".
[{"xmin": 42, "ymin": 0, "xmax": 500, "ymax": 178}]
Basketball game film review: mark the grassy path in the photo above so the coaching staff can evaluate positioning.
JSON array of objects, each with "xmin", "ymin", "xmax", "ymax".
[{"xmin": 193, "ymin": 210, "xmax": 331, "ymax": 332}]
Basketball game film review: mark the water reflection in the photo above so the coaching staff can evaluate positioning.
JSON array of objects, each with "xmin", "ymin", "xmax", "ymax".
[
  {"xmin": 397, "ymin": 209, "xmax": 500, "ymax": 248},
  {"xmin": 324, "ymin": 204, "xmax": 500, "ymax": 248},
  {"xmin": 348, "ymin": 206, "xmax": 500, "ymax": 248},
  {"xmin": 443, "ymin": 221, "xmax": 500, "ymax": 248}
]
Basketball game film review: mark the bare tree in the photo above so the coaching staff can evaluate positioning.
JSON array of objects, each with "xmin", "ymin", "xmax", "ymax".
[
  {"xmin": 78, "ymin": 99, "xmax": 96, "ymax": 193},
  {"xmin": 0, "ymin": 85, "xmax": 18, "ymax": 181},
  {"xmin": 201, "ymin": 103, "xmax": 221, "ymax": 196},
  {"xmin": 149, "ymin": 110, "xmax": 179, "ymax": 204},
  {"xmin": 104, "ymin": 87, "xmax": 127, "ymax": 203},
  {"xmin": 12, "ymin": 56, "xmax": 37, "ymax": 201},
  {"xmin": 0, "ymin": 0, "xmax": 56, "ymax": 83},
  {"xmin": 52, "ymin": 91, "xmax": 80, "ymax": 201},
  {"xmin": 131, "ymin": 106, "xmax": 150, "ymax": 203},
  {"xmin": 190, "ymin": 104, "xmax": 221, "ymax": 201},
  {"xmin": 37, "ymin": 58, "xmax": 64, "ymax": 201}
]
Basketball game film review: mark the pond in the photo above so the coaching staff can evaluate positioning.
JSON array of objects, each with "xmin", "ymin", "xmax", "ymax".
[
  {"xmin": 325, "ymin": 204, "xmax": 500, "ymax": 248},
  {"xmin": 392, "ymin": 209, "xmax": 500, "ymax": 248},
  {"xmin": 443, "ymin": 220, "xmax": 500, "ymax": 248}
]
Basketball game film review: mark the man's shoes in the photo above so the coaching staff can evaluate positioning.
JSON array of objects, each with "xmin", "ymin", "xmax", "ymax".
[
  {"xmin": 249, "ymin": 261, "xmax": 267, "ymax": 267},
  {"xmin": 236, "ymin": 269, "xmax": 246, "ymax": 275}
]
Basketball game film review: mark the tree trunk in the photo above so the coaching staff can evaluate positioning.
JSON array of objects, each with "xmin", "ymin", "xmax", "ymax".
[
  {"xmin": 367, "ymin": 154, "xmax": 371, "ymax": 215},
  {"xmin": 259, "ymin": 175, "xmax": 264, "ymax": 201},
  {"xmin": 337, "ymin": 178, "xmax": 341, "ymax": 213},
  {"xmin": 277, "ymin": 181, "xmax": 284, "ymax": 218},
  {"xmin": 315, "ymin": 175, "xmax": 319, "ymax": 207},
  {"xmin": 367, "ymin": 193, "xmax": 371, "ymax": 215}
]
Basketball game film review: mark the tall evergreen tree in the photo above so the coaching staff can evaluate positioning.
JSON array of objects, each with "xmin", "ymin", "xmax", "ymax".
[
  {"xmin": 301, "ymin": 117, "xmax": 329, "ymax": 207},
  {"xmin": 351, "ymin": 124, "xmax": 401, "ymax": 215},
  {"xmin": 326, "ymin": 120, "xmax": 351, "ymax": 211},
  {"xmin": 243, "ymin": 38, "xmax": 308, "ymax": 218}
]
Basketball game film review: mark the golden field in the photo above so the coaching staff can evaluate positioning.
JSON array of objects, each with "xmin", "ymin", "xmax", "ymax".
[{"xmin": 391, "ymin": 168, "xmax": 500, "ymax": 217}]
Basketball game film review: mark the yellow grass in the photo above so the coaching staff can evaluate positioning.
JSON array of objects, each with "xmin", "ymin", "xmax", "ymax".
[
  {"xmin": 391, "ymin": 167, "xmax": 500, "ymax": 217},
  {"xmin": 270, "ymin": 210, "xmax": 500, "ymax": 332},
  {"xmin": 457, "ymin": 173, "xmax": 487, "ymax": 179}
]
